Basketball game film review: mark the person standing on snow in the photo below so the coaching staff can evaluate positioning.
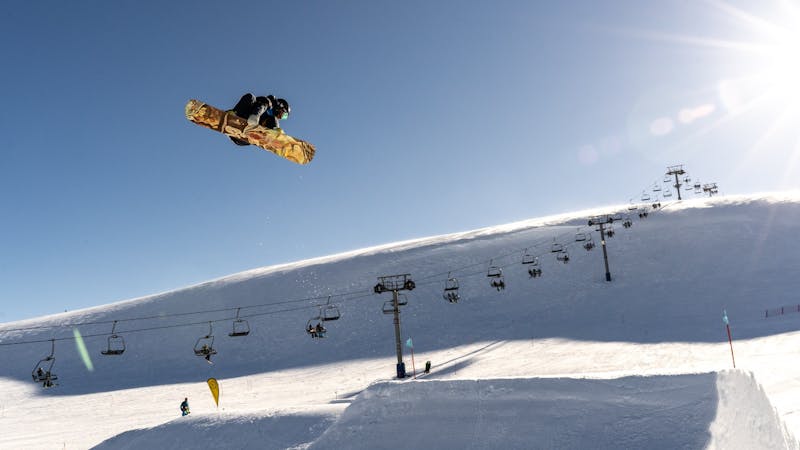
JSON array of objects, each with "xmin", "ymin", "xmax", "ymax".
[{"xmin": 180, "ymin": 397, "xmax": 190, "ymax": 416}]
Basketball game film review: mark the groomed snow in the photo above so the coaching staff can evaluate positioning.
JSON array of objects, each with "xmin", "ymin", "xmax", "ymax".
[{"xmin": 2, "ymin": 193, "xmax": 800, "ymax": 449}]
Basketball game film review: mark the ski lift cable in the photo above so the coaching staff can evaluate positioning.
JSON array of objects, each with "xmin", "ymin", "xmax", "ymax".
[
  {"xmin": 0, "ymin": 287, "xmax": 376, "ymax": 335},
  {"xmin": 3, "ymin": 173, "xmax": 683, "ymax": 347},
  {"xmin": 414, "ymin": 226, "xmax": 583, "ymax": 284},
  {"xmin": 0, "ymin": 220, "xmax": 597, "ymax": 347}
]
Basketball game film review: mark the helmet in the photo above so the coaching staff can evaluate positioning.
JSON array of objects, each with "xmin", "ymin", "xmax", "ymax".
[{"xmin": 274, "ymin": 98, "xmax": 290, "ymax": 120}]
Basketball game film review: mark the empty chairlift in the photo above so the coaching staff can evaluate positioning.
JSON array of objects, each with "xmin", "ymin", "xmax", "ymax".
[
  {"xmin": 550, "ymin": 239, "xmax": 564, "ymax": 253},
  {"xmin": 101, "ymin": 321, "xmax": 126, "ymax": 355},
  {"xmin": 382, "ymin": 293, "xmax": 408, "ymax": 314},
  {"xmin": 228, "ymin": 308, "xmax": 251, "ymax": 337},
  {"xmin": 521, "ymin": 248, "xmax": 537, "ymax": 265},
  {"xmin": 32, "ymin": 339, "xmax": 58, "ymax": 388},
  {"xmin": 320, "ymin": 297, "xmax": 342, "ymax": 322}
]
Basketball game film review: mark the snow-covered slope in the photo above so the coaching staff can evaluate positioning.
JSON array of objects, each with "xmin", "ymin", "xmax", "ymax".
[{"xmin": 2, "ymin": 193, "xmax": 800, "ymax": 449}]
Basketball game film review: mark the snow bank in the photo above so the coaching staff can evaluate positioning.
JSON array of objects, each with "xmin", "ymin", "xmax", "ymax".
[
  {"xmin": 310, "ymin": 373, "xmax": 794, "ymax": 450},
  {"xmin": 92, "ymin": 412, "xmax": 336, "ymax": 450}
]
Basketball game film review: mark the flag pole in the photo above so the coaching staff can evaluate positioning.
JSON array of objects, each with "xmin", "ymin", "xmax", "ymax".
[
  {"xmin": 411, "ymin": 347, "xmax": 416, "ymax": 378},
  {"xmin": 406, "ymin": 337, "xmax": 417, "ymax": 378},
  {"xmin": 723, "ymin": 310, "xmax": 736, "ymax": 369}
]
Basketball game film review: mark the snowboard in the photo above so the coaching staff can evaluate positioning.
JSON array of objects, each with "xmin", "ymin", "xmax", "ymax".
[{"xmin": 185, "ymin": 99, "xmax": 315, "ymax": 165}]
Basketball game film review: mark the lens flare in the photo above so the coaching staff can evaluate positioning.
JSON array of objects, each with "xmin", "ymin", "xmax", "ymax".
[{"xmin": 73, "ymin": 328, "xmax": 94, "ymax": 372}]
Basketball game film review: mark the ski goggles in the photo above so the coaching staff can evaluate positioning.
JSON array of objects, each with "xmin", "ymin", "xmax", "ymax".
[{"xmin": 275, "ymin": 109, "xmax": 289, "ymax": 120}]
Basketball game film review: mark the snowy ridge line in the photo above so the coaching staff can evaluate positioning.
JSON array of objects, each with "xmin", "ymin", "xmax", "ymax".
[
  {"xmin": 0, "ymin": 206, "xmax": 647, "ymax": 346},
  {"xmin": 5, "ymin": 193, "xmax": 785, "ymax": 349},
  {"xmin": 2, "ymin": 194, "xmax": 787, "ymax": 347},
  {"xmin": 1, "ymin": 188, "xmax": 670, "ymax": 329},
  {"xmin": 0, "ymin": 193, "xmax": 702, "ymax": 349},
  {"xmin": 0, "ymin": 202, "xmax": 655, "ymax": 336}
]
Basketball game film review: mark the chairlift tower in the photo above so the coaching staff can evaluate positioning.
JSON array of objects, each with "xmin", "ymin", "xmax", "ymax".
[
  {"xmin": 374, "ymin": 274, "xmax": 415, "ymax": 378},
  {"xmin": 666, "ymin": 164, "xmax": 686, "ymax": 200},
  {"xmin": 588, "ymin": 215, "xmax": 622, "ymax": 281},
  {"xmin": 702, "ymin": 182, "xmax": 719, "ymax": 197}
]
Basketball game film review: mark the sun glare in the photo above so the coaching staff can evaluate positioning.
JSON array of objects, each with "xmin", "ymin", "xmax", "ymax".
[{"xmin": 760, "ymin": 26, "xmax": 800, "ymax": 101}]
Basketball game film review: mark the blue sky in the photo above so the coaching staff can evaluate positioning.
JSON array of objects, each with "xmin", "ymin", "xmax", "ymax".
[{"xmin": 2, "ymin": 1, "xmax": 798, "ymax": 322}]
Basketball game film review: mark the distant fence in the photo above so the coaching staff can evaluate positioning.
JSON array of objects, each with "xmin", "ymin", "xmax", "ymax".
[{"xmin": 765, "ymin": 305, "xmax": 800, "ymax": 318}]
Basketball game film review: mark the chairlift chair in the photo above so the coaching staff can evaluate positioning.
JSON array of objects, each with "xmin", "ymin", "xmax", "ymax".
[
  {"xmin": 31, "ymin": 339, "xmax": 58, "ymax": 387},
  {"xmin": 628, "ymin": 200, "xmax": 638, "ymax": 211},
  {"xmin": 641, "ymin": 192, "xmax": 651, "ymax": 202},
  {"xmin": 605, "ymin": 225, "xmax": 615, "ymax": 238},
  {"xmin": 663, "ymin": 190, "xmax": 673, "ymax": 198},
  {"xmin": 486, "ymin": 262, "xmax": 505, "ymax": 291},
  {"xmin": 193, "ymin": 322, "xmax": 217, "ymax": 358},
  {"xmin": 652, "ymin": 184, "xmax": 662, "ymax": 192},
  {"xmin": 521, "ymin": 249, "xmax": 537, "ymax": 265},
  {"xmin": 320, "ymin": 297, "xmax": 342, "ymax": 321},
  {"xmin": 487, "ymin": 261, "xmax": 503, "ymax": 278},
  {"xmin": 227, "ymin": 308, "xmax": 251, "ymax": 337},
  {"xmin": 575, "ymin": 231, "xmax": 588, "ymax": 242},
  {"xmin": 396, "ymin": 294, "xmax": 409, "ymax": 307},
  {"xmin": 550, "ymin": 240, "xmax": 564, "ymax": 253},
  {"xmin": 528, "ymin": 258, "xmax": 543, "ymax": 278},
  {"xmin": 583, "ymin": 235, "xmax": 595, "ymax": 251},
  {"xmin": 622, "ymin": 217, "xmax": 633, "ymax": 228},
  {"xmin": 382, "ymin": 300, "xmax": 396, "ymax": 314},
  {"xmin": 101, "ymin": 321, "xmax": 126, "ymax": 355},
  {"xmin": 443, "ymin": 276, "xmax": 460, "ymax": 303},
  {"xmin": 556, "ymin": 251, "xmax": 570, "ymax": 263}
]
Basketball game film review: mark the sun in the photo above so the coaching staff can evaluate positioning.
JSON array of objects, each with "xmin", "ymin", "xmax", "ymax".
[
  {"xmin": 758, "ymin": 25, "xmax": 800, "ymax": 101},
  {"xmin": 625, "ymin": 1, "xmax": 800, "ymax": 188}
]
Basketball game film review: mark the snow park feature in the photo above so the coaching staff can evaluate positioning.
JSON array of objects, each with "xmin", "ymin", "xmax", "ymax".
[{"xmin": 2, "ymin": 193, "xmax": 800, "ymax": 448}]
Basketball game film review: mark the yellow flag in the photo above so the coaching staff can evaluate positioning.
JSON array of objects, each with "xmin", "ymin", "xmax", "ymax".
[{"xmin": 207, "ymin": 378, "xmax": 220, "ymax": 407}]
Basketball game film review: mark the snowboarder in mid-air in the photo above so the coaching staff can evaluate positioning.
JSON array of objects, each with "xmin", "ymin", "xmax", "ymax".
[
  {"xmin": 180, "ymin": 397, "xmax": 190, "ymax": 416},
  {"xmin": 228, "ymin": 93, "xmax": 291, "ymax": 146}
]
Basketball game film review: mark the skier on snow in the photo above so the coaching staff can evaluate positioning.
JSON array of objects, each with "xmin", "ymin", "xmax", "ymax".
[
  {"xmin": 228, "ymin": 93, "xmax": 291, "ymax": 146},
  {"xmin": 180, "ymin": 397, "xmax": 190, "ymax": 416}
]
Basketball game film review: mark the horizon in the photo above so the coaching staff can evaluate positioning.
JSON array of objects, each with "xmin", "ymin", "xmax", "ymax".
[{"xmin": 3, "ymin": 1, "xmax": 800, "ymax": 322}]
